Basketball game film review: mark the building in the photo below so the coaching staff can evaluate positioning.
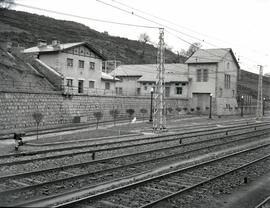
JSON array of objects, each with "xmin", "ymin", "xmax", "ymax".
[
  {"xmin": 186, "ymin": 48, "xmax": 240, "ymax": 115},
  {"xmin": 111, "ymin": 64, "xmax": 189, "ymax": 97},
  {"xmin": 23, "ymin": 40, "xmax": 116, "ymax": 94}
]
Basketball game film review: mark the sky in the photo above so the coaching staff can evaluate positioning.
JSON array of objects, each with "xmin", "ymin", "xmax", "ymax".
[{"xmin": 13, "ymin": 0, "xmax": 270, "ymax": 74}]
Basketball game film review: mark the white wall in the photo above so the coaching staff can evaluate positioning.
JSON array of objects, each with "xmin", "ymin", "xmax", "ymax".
[{"xmin": 39, "ymin": 45, "xmax": 103, "ymax": 91}]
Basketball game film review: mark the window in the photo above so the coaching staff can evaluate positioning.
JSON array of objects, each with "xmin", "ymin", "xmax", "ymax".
[
  {"xmin": 79, "ymin": 60, "xmax": 84, "ymax": 68},
  {"xmin": 105, "ymin": 82, "xmax": 110, "ymax": 90},
  {"xmin": 197, "ymin": 69, "xmax": 208, "ymax": 82},
  {"xmin": 66, "ymin": 79, "xmax": 73, "ymax": 87},
  {"xmin": 90, "ymin": 62, "xmax": 95, "ymax": 70},
  {"xmin": 137, "ymin": 88, "xmax": 141, "ymax": 95},
  {"xmin": 89, "ymin": 81, "xmax": 95, "ymax": 89},
  {"xmin": 115, "ymin": 87, "xmax": 123, "ymax": 94},
  {"xmin": 197, "ymin": 69, "xmax": 202, "ymax": 82},
  {"xmin": 67, "ymin": 58, "xmax": 73, "ymax": 67},
  {"xmin": 203, "ymin": 69, "xmax": 208, "ymax": 82},
  {"xmin": 176, "ymin": 87, "xmax": 182, "ymax": 95},
  {"xmin": 224, "ymin": 74, "xmax": 231, "ymax": 89}
]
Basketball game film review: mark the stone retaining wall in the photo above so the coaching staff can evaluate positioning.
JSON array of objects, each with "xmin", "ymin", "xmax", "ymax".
[{"xmin": 0, "ymin": 90, "xmax": 188, "ymax": 132}]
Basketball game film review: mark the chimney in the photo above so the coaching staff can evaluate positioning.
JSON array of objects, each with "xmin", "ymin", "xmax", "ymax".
[{"xmin": 37, "ymin": 39, "xmax": 47, "ymax": 47}]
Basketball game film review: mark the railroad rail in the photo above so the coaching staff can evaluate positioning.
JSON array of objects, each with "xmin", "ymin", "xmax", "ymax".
[
  {"xmin": 254, "ymin": 196, "xmax": 270, "ymax": 208},
  {"xmin": 0, "ymin": 121, "xmax": 269, "ymax": 167},
  {"xmin": 1, "ymin": 127, "xmax": 270, "ymax": 207},
  {"xmin": 50, "ymin": 143, "xmax": 270, "ymax": 208}
]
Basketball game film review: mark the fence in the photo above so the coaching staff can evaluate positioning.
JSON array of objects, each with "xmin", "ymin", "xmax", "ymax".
[{"xmin": 62, "ymin": 85, "xmax": 152, "ymax": 97}]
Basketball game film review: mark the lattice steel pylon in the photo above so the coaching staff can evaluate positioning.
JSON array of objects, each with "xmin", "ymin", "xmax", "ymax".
[
  {"xmin": 256, "ymin": 65, "xmax": 263, "ymax": 120},
  {"xmin": 153, "ymin": 28, "xmax": 166, "ymax": 130}
]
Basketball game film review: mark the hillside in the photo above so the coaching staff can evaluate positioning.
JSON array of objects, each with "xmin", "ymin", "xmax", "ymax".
[
  {"xmin": 0, "ymin": 47, "xmax": 56, "ymax": 91},
  {"xmin": 0, "ymin": 9, "xmax": 186, "ymax": 64},
  {"xmin": 238, "ymin": 70, "xmax": 270, "ymax": 100}
]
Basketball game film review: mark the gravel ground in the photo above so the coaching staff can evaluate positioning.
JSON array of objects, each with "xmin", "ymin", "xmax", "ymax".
[
  {"xmin": 83, "ymin": 145, "xmax": 270, "ymax": 208},
  {"xmin": 1, "ymin": 135, "xmax": 270, "ymax": 207}
]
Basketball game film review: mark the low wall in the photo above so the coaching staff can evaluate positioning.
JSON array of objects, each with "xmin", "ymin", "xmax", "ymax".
[{"xmin": 0, "ymin": 90, "xmax": 188, "ymax": 132}]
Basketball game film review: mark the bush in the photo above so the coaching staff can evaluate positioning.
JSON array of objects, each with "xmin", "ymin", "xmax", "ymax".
[
  {"xmin": 175, "ymin": 107, "xmax": 182, "ymax": 112},
  {"xmin": 190, "ymin": 108, "xmax": 194, "ymax": 112},
  {"xmin": 196, "ymin": 107, "xmax": 200, "ymax": 111},
  {"xmin": 167, "ymin": 107, "xmax": 173, "ymax": 114},
  {"xmin": 126, "ymin": 109, "xmax": 135, "ymax": 121},
  {"xmin": 183, "ymin": 107, "xmax": 188, "ymax": 111},
  {"xmin": 140, "ymin": 108, "xmax": 147, "ymax": 121}
]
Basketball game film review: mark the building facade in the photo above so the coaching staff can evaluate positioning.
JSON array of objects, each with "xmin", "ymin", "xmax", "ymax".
[
  {"xmin": 23, "ymin": 41, "xmax": 116, "ymax": 94},
  {"xmin": 111, "ymin": 64, "xmax": 189, "ymax": 98},
  {"xmin": 186, "ymin": 48, "xmax": 240, "ymax": 115}
]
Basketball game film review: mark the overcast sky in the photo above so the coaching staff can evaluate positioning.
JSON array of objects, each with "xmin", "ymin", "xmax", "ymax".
[{"xmin": 14, "ymin": 0, "xmax": 270, "ymax": 74}]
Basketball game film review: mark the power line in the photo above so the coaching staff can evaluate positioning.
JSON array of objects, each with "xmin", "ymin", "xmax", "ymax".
[
  {"xmin": 111, "ymin": 0, "xmax": 269, "ymax": 57},
  {"xmin": 11, "ymin": 2, "xmax": 159, "ymax": 29},
  {"xmin": 97, "ymin": 0, "xmax": 263, "ymax": 66}
]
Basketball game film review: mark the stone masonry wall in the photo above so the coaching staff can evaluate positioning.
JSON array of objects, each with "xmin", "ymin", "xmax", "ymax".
[{"xmin": 0, "ymin": 90, "xmax": 188, "ymax": 132}]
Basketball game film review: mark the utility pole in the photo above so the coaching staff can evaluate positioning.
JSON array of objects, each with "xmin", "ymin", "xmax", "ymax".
[
  {"xmin": 153, "ymin": 28, "xmax": 166, "ymax": 130},
  {"xmin": 256, "ymin": 65, "xmax": 263, "ymax": 120}
]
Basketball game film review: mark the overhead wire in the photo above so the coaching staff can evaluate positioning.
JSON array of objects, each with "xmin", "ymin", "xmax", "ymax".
[
  {"xmin": 97, "ymin": 0, "xmax": 263, "ymax": 66},
  {"xmin": 10, "ymin": 2, "xmax": 160, "ymax": 29},
  {"xmin": 111, "ymin": 0, "xmax": 268, "ymax": 57}
]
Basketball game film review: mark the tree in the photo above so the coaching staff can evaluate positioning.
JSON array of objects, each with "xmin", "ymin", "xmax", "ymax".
[
  {"xmin": 138, "ymin": 33, "xmax": 150, "ymax": 61},
  {"xmin": 126, "ymin": 109, "xmax": 135, "ymax": 121},
  {"xmin": 167, "ymin": 107, "xmax": 173, "ymax": 114},
  {"xmin": 93, "ymin": 111, "xmax": 103, "ymax": 129},
  {"xmin": 140, "ymin": 108, "xmax": 147, "ymax": 122},
  {"xmin": 32, "ymin": 112, "xmax": 43, "ymax": 140},
  {"xmin": 109, "ymin": 109, "xmax": 120, "ymax": 126},
  {"xmin": 0, "ymin": 0, "xmax": 15, "ymax": 9},
  {"xmin": 185, "ymin": 42, "xmax": 202, "ymax": 57},
  {"xmin": 175, "ymin": 107, "xmax": 182, "ymax": 117}
]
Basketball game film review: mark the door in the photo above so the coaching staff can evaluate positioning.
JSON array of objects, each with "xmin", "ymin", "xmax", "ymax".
[
  {"xmin": 78, "ymin": 80, "xmax": 84, "ymax": 93},
  {"xmin": 192, "ymin": 93, "xmax": 211, "ymax": 113}
]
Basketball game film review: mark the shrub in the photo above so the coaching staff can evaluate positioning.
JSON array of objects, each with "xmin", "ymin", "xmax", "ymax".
[
  {"xmin": 140, "ymin": 108, "xmax": 147, "ymax": 121},
  {"xmin": 167, "ymin": 107, "xmax": 173, "ymax": 114},
  {"xmin": 175, "ymin": 107, "xmax": 182, "ymax": 112},
  {"xmin": 126, "ymin": 109, "xmax": 135, "ymax": 122}
]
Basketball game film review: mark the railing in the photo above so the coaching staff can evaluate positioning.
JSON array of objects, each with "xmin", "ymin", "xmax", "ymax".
[{"xmin": 62, "ymin": 85, "xmax": 152, "ymax": 97}]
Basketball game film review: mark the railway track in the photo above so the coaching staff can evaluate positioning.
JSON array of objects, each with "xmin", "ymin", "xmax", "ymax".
[
  {"xmin": 0, "ymin": 121, "xmax": 268, "ymax": 167},
  {"xmin": 255, "ymin": 196, "xmax": 270, "ymax": 208},
  {"xmin": 1, "ymin": 127, "xmax": 270, "ymax": 207},
  {"xmin": 49, "ymin": 143, "xmax": 270, "ymax": 208},
  {"xmin": 0, "ymin": 123, "xmax": 269, "ymax": 178}
]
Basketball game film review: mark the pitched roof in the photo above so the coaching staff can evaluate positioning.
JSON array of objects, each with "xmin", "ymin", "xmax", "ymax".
[
  {"xmin": 23, "ymin": 42, "xmax": 106, "ymax": 60},
  {"xmin": 185, "ymin": 48, "xmax": 240, "ymax": 69},
  {"xmin": 111, "ymin": 64, "xmax": 189, "ymax": 83}
]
